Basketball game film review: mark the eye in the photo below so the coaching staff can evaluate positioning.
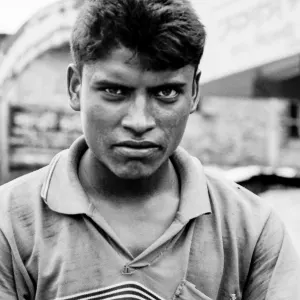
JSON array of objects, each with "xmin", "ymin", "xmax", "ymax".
[
  {"xmin": 105, "ymin": 88, "xmax": 125, "ymax": 96},
  {"xmin": 156, "ymin": 88, "xmax": 178, "ymax": 99}
]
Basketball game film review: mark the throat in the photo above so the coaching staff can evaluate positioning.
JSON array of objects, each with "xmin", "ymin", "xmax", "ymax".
[{"xmin": 89, "ymin": 189, "xmax": 180, "ymax": 258}]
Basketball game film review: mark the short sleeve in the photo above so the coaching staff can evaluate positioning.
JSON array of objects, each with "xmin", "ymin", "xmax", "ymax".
[
  {"xmin": 0, "ymin": 229, "xmax": 18, "ymax": 300},
  {"xmin": 242, "ymin": 210, "xmax": 300, "ymax": 299}
]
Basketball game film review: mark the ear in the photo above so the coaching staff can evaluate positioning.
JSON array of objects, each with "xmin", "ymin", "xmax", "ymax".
[
  {"xmin": 67, "ymin": 64, "xmax": 81, "ymax": 111},
  {"xmin": 190, "ymin": 71, "xmax": 201, "ymax": 114}
]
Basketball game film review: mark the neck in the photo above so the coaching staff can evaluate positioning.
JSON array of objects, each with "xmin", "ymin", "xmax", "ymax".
[{"xmin": 79, "ymin": 149, "xmax": 179, "ymax": 206}]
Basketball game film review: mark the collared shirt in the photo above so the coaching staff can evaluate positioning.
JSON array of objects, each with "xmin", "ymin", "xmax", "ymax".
[{"xmin": 0, "ymin": 136, "xmax": 299, "ymax": 300}]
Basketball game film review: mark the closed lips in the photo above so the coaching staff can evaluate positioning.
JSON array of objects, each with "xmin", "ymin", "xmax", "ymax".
[{"xmin": 116, "ymin": 141, "xmax": 159, "ymax": 148}]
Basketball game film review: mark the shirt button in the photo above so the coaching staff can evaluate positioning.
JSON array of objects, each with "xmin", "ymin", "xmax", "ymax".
[{"xmin": 122, "ymin": 265, "xmax": 135, "ymax": 275}]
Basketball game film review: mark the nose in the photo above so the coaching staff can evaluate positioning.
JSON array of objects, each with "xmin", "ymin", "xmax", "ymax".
[{"xmin": 121, "ymin": 94, "xmax": 155, "ymax": 135}]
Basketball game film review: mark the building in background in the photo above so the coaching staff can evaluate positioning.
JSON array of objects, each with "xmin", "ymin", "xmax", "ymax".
[
  {"xmin": 0, "ymin": 0, "xmax": 83, "ymax": 183},
  {"xmin": 192, "ymin": 0, "xmax": 300, "ymax": 170},
  {"xmin": 0, "ymin": 34, "xmax": 9, "ymax": 47},
  {"xmin": 0, "ymin": 0, "xmax": 300, "ymax": 184}
]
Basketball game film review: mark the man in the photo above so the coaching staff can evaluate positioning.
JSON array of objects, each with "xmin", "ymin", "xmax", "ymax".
[{"xmin": 0, "ymin": 0, "xmax": 299, "ymax": 299}]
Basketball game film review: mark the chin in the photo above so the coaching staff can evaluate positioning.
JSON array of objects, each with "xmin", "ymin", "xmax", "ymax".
[
  {"xmin": 112, "ymin": 163, "xmax": 157, "ymax": 180},
  {"xmin": 117, "ymin": 173, "xmax": 150, "ymax": 180}
]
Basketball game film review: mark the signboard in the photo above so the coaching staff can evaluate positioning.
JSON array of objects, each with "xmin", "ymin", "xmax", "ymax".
[{"xmin": 194, "ymin": 0, "xmax": 300, "ymax": 83}]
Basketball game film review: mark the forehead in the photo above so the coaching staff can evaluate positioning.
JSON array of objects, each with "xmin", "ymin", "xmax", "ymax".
[{"xmin": 82, "ymin": 47, "xmax": 195, "ymax": 86}]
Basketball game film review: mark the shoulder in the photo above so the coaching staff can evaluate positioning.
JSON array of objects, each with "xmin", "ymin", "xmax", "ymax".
[
  {"xmin": 0, "ymin": 167, "xmax": 49, "ymax": 228},
  {"xmin": 202, "ymin": 167, "xmax": 279, "ymax": 247},
  {"xmin": 201, "ymin": 168, "xmax": 293, "ymax": 270},
  {"xmin": 0, "ymin": 166, "xmax": 48, "ymax": 202},
  {"xmin": 0, "ymin": 166, "xmax": 53, "ymax": 264},
  {"xmin": 204, "ymin": 167, "xmax": 272, "ymax": 220}
]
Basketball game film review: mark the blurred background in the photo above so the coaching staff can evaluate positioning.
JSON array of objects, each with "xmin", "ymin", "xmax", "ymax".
[{"xmin": 0, "ymin": 0, "xmax": 299, "ymax": 251}]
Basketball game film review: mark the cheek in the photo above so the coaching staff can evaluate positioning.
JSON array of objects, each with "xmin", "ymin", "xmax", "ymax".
[
  {"xmin": 170, "ymin": 113, "xmax": 190, "ymax": 142},
  {"xmin": 81, "ymin": 102, "xmax": 118, "ymax": 134},
  {"xmin": 156, "ymin": 104, "xmax": 190, "ymax": 140}
]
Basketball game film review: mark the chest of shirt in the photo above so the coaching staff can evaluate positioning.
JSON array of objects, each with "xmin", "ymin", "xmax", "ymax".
[
  {"xmin": 15, "ymin": 213, "xmax": 249, "ymax": 300},
  {"xmin": 24, "ymin": 215, "xmax": 191, "ymax": 299}
]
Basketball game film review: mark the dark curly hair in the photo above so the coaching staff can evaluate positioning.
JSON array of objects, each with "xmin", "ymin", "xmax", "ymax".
[{"xmin": 70, "ymin": 0, "xmax": 206, "ymax": 72}]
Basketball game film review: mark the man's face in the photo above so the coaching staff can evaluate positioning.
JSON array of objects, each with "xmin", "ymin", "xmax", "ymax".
[{"xmin": 68, "ymin": 47, "xmax": 200, "ymax": 179}]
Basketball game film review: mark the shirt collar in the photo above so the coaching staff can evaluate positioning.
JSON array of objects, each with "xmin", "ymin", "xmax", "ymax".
[
  {"xmin": 171, "ymin": 147, "xmax": 211, "ymax": 222},
  {"xmin": 41, "ymin": 136, "xmax": 211, "ymax": 219},
  {"xmin": 41, "ymin": 136, "xmax": 91, "ymax": 214}
]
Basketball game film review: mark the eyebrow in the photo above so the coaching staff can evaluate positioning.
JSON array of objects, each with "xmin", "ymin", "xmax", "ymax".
[
  {"xmin": 91, "ymin": 79, "xmax": 134, "ymax": 89},
  {"xmin": 91, "ymin": 79, "xmax": 187, "ymax": 89},
  {"xmin": 148, "ymin": 82, "xmax": 187, "ymax": 90}
]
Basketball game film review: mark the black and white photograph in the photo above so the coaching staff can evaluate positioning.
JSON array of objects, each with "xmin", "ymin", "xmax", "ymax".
[{"xmin": 0, "ymin": 0, "xmax": 300, "ymax": 299}]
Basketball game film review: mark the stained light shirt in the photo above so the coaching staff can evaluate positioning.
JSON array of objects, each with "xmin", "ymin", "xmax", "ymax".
[{"xmin": 0, "ymin": 136, "xmax": 299, "ymax": 300}]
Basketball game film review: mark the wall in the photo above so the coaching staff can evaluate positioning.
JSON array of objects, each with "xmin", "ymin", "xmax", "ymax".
[
  {"xmin": 181, "ymin": 97, "xmax": 288, "ymax": 168},
  {"xmin": 13, "ymin": 43, "xmax": 71, "ymax": 109},
  {"xmin": 10, "ymin": 104, "xmax": 81, "ymax": 167},
  {"xmin": 202, "ymin": 69, "xmax": 257, "ymax": 98}
]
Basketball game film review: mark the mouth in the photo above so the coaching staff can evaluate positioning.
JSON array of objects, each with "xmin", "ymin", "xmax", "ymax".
[
  {"xmin": 114, "ymin": 140, "xmax": 161, "ymax": 157},
  {"xmin": 116, "ymin": 140, "xmax": 160, "ymax": 148}
]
